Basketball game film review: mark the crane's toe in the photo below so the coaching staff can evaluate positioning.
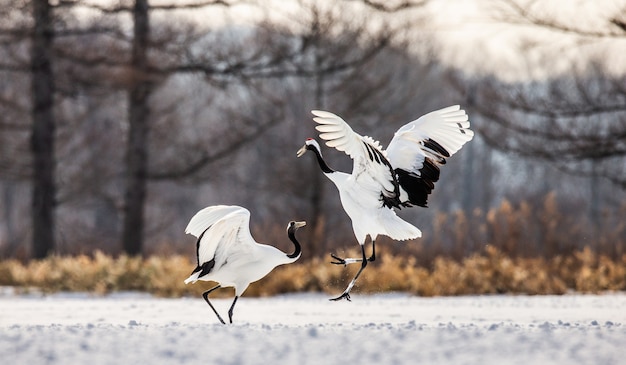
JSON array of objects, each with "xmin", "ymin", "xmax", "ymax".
[
  {"xmin": 330, "ymin": 253, "xmax": 347, "ymax": 266},
  {"xmin": 329, "ymin": 292, "xmax": 351, "ymax": 302}
]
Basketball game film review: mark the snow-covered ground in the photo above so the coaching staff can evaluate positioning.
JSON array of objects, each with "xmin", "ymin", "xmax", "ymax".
[{"xmin": 1, "ymin": 291, "xmax": 625, "ymax": 364}]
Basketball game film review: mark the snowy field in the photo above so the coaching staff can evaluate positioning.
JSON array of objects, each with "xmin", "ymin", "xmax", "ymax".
[{"xmin": 1, "ymin": 291, "xmax": 625, "ymax": 365}]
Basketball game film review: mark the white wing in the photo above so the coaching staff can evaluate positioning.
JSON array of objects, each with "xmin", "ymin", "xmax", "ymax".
[
  {"xmin": 387, "ymin": 105, "xmax": 474, "ymax": 171},
  {"xmin": 386, "ymin": 105, "xmax": 474, "ymax": 207},
  {"xmin": 185, "ymin": 205, "xmax": 256, "ymax": 266},
  {"xmin": 311, "ymin": 110, "xmax": 398, "ymax": 203},
  {"xmin": 185, "ymin": 205, "xmax": 242, "ymax": 237}
]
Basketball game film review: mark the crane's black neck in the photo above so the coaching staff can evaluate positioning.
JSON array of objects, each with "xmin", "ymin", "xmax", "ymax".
[
  {"xmin": 287, "ymin": 227, "xmax": 302, "ymax": 259},
  {"xmin": 309, "ymin": 145, "xmax": 334, "ymax": 174}
]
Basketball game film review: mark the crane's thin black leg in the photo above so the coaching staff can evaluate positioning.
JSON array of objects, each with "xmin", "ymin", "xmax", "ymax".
[
  {"xmin": 331, "ymin": 239, "xmax": 376, "ymax": 265},
  {"xmin": 227, "ymin": 296, "xmax": 239, "ymax": 324},
  {"xmin": 330, "ymin": 244, "xmax": 369, "ymax": 302},
  {"xmin": 202, "ymin": 285, "xmax": 226, "ymax": 325}
]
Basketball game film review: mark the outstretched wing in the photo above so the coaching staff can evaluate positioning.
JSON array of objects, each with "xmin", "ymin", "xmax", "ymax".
[
  {"xmin": 386, "ymin": 105, "xmax": 474, "ymax": 207},
  {"xmin": 185, "ymin": 205, "xmax": 256, "ymax": 267},
  {"xmin": 311, "ymin": 110, "xmax": 398, "ymax": 206}
]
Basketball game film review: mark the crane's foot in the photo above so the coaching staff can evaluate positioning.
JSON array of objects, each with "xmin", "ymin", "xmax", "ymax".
[
  {"xmin": 330, "ymin": 253, "xmax": 347, "ymax": 266},
  {"xmin": 329, "ymin": 292, "xmax": 351, "ymax": 302},
  {"xmin": 209, "ymin": 310, "xmax": 226, "ymax": 325},
  {"xmin": 330, "ymin": 253, "xmax": 363, "ymax": 266}
]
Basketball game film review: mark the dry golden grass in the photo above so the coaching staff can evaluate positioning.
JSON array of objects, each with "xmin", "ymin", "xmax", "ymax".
[
  {"xmin": 424, "ymin": 194, "xmax": 626, "ymax": 261},
  {"xmin": 1, "ymin": 247, "xmax": 624, "ymax": 297}
]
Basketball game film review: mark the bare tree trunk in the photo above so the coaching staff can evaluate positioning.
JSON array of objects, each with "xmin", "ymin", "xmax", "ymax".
[
  {"xmin": 30, "ymin": 0, "xmax": 56, "ymax": 258},
  {"xmin": 305, "ymin": 50, "xmax": 327, "ymax": 258},
  {"xmin": 462, "ymin": 88, "xmax": 476, "ymax": 215},
  {"xmin": 122, "ymin": 0, "xmax": 151, "ymax": 256},
  {"xmin": 589, "ymin": 161, "xmax": 600, "ymax": 239},
  {"xmin": 2, "ymin": 183, "xmax": 16, "ymax": 254}
]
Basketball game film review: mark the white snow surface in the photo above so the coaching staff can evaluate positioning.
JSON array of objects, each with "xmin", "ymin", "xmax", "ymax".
[{"xmin": 1, "ymin": 291, "xmax": 625, "ymax": 365}]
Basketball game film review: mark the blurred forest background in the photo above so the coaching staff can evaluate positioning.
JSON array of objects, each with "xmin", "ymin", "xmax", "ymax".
[{"xmin": 0, "ymin": 0, "xmax": 625, "ymax": 271}]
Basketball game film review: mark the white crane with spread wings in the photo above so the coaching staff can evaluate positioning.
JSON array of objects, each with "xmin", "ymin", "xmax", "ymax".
[{"xmin": 297, "ymin": 105, "xmax": 474, "ymax": 301}]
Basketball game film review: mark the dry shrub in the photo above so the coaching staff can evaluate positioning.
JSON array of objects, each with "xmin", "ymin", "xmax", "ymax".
[
  {"xmin": 0, "ymin": 248, "xmax": 624, "ymax": 297},
  {"xmin": 360, "ymin": 253, "xmax": 417, "ymax": 292},
  {"xmin": 553, "ymin": 247, "xmax": 626, "ymax": 292},
  {"xmin": 19, "ymin": 254, "xmax": 112, "ymax": 293},
  {"xmin": 438, "ymin": 193, "xmax": 614, "ymax": 261},
  {"xmin": 0, "ymin": 252, "xmax": 197, "ymax": 297},
  {"xmin": 3, "ymin": 193, "xmax": 623, "ymax": 297}
]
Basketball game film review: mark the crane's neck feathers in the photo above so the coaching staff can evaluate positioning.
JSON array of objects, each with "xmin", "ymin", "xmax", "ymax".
[
  {"xmin": 286, "ymin": 222, "xmax": 305, "ymax": 259},
  {"xmin": 308, "ymin": 144, "xmax": 334, "ymax": 174}
]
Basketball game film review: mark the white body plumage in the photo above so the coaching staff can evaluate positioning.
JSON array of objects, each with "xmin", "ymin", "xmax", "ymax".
[
  {"xmin": 184, "ymin": 205, "xmax": 305, "ymax": 323},
  {"xmin": 325, "ymin": 169, "xmax": 421, "ymax": 244}
]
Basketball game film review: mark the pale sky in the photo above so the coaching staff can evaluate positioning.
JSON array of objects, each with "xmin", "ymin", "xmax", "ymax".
[
  {"xmin": 422, "ymin": 0, "xmax": 626, "ymax": 80},
  {"xmin": 75, "ymin": 0, "xmax": 626, "ymax": 80}
]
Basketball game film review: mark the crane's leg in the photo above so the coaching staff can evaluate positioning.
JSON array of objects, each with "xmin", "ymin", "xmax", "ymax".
[
  {"xmin": 330, "ymin": 243, "xmax": 373, "ymax": 302},
  {"xmin": 227, "ymin": 296, "xmax": 239, "ymax": 324},
  {"xmin": 202, "ymin": 285, "xmax": 226, "ymax": 325},
  {"xmin": 330, "ymin": 239, "xmax": 376, "ymax": 266}
]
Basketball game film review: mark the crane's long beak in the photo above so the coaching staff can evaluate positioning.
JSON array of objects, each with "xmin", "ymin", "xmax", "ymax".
[
  {"xmin": 293, "ymin": 221, "xmax": 306, "ymax": 228},
  {"xmin": 296, "ymin": 145, "xmax": 307, "ymax": 158}
]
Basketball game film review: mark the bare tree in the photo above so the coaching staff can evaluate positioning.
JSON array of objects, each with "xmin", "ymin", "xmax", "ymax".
[
  {"xmin": 0, "ymin": 0, "xmax": 477, "ymax": 259},
  {"xmin": 120, "ymin": 0, "xmax": 152, "ymax": 255},
  {"xmin": 0, "ymin": 0, "xmax": 120, "ymax": 257},
  {"xmin": 60, "ymin": 0, "xmax": 277, "ymax": 255},
  {"xmin": 29, "ymin": 0, "xmax": 58, "ymax": 258},
  {"xmin": 468, "ymin": 0, "xmax": 626, "ymax": 188}
]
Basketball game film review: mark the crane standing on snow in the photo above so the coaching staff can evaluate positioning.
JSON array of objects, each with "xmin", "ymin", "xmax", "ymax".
[
  {"xmin": 184, "ymin": 205, "xmax": 306, "ymax": 324},
  {"xmin": 297, "ymin": 105, "xmax": 474, "ymax": 301}
]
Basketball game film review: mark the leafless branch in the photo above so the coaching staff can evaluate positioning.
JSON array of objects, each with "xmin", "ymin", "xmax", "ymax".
[
  {"xmin": 147, "ymin": 106, "xmax": 283, "ymax": 180},
  {"xmin": 65, "ymin": 0, "xmax": 239, "ymax": 13},
  {"xmin": 498, "ymin": 0, "xmax": 626, "ymax": 38},
  {"xmin": 150, "ymin": 0, "xmax": 239, "ymax": 10},
  {"xmin": 348, "ymin": 0, "xmax": 428, "ymax": 12}
]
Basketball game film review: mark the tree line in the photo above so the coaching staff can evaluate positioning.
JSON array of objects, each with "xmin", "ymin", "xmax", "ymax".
[{"xmin": 0, "ymin": 0, "xmax": 624, "ymax": 260}]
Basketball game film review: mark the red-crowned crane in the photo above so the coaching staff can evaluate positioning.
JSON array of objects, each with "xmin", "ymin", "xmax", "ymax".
[
  {"xmin": 184, "ymin": 205, "xmax": 306, "ymax": 323},
  {"xmin": 297, "ymin": 105, "xmax": 473, "ymax": 301}
]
